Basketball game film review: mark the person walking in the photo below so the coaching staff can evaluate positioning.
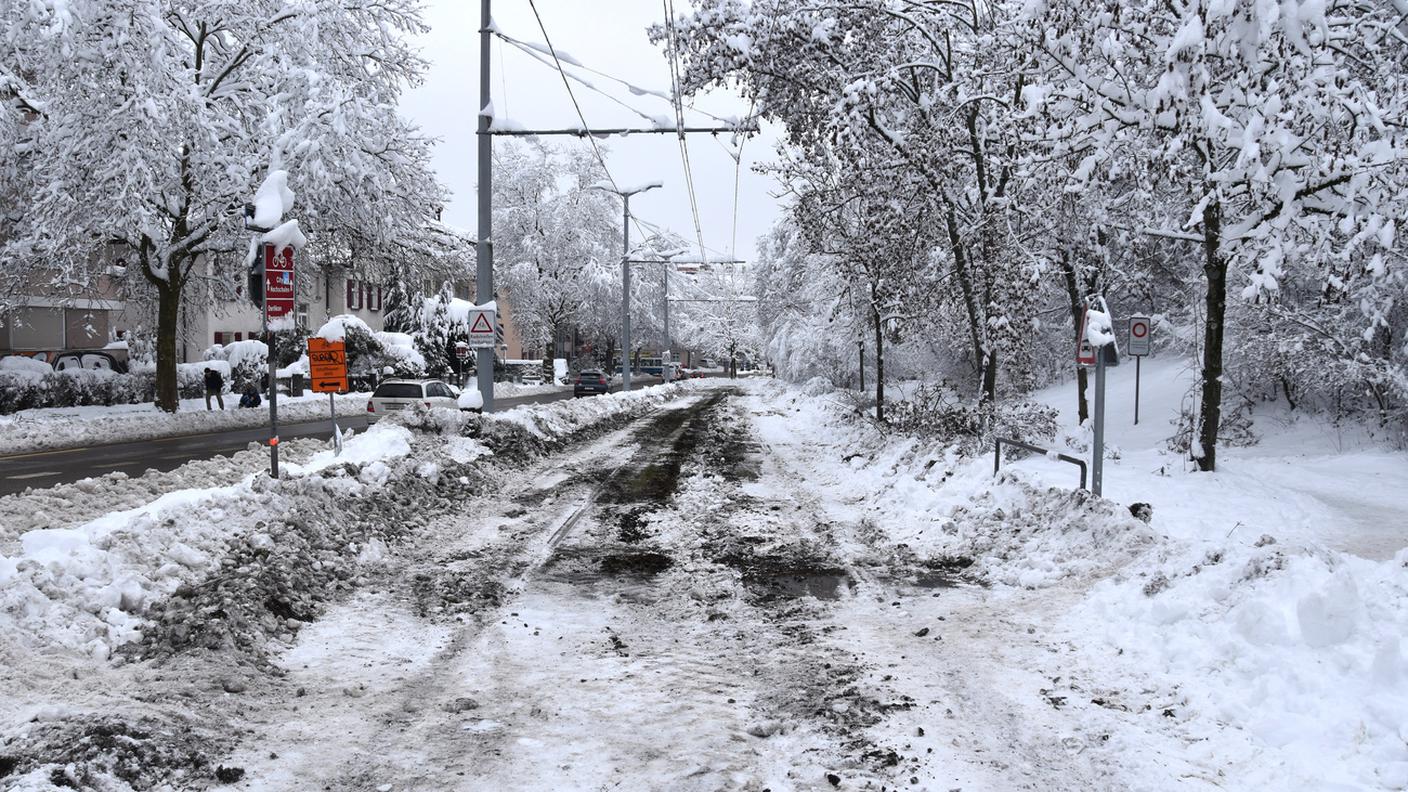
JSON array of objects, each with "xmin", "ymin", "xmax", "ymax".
[{"xmin": 203, "ymin": 366, "xmax": 225, "ymax": 410}]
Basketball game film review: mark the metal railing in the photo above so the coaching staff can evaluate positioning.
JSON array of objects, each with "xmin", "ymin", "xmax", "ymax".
[{"xmin": 994, "ymin": 437, "xmax": 1088, "ymax": 491}]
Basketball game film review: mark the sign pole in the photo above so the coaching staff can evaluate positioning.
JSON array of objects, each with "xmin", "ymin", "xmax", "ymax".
[
  {"xmin": 1093, "ymin": 347, "xmax": 1106, "ymax": 497},
  {"xmin": 1134, "ymin": 355, "xmax": 1141, "ymax": 426},
  {"xmin": 1126, "ymin": 314, "xmax": 1151, "ymax": 427},
  {"xmin": 264, "ymin": 244, "xmax": 279, "ymax": 479},
  {"xmin": 330, "ymin": 391, "xmax": 341, "ymax": 455}
]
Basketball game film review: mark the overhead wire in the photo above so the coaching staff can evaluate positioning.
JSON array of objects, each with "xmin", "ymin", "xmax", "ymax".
[
  {"xmin": 525, "ymin": 0, "xmax": 651, "ymax": 246},
  {"xmin": 661, "ymin": 0, "xmax": 710, "ymax": 266},
  {"xmin": 493, "ymin": 31, "xmax": 744, "ymax": 128}
]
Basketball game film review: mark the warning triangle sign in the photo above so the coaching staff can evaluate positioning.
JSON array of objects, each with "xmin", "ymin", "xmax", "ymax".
[{"xmin": 470, "ymin": 312, "xmax": 494, "ymax": 334}]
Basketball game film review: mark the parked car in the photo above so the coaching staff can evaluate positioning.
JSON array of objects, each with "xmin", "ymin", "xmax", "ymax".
[
  {"xmin": 366, "ymin": 378, "xmax": 468, "ymax": 422},
  {"xmin": 574, "ymin": 368, "xmax": 611, "ymax": 397}
]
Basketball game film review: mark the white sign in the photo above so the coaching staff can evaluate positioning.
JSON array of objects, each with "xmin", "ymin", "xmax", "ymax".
[
  {"xmin": 1128, "ymin": 315, "xmax": 1152, "ymax": 356},
  {"xmin": 466, "ymin": 307, "xmax": 497, "ymax": 349}
]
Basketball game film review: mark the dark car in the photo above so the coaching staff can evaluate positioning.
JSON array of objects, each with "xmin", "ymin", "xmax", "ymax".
[{"xmin": 574, "ymin": 368, "xmax": 610, "ymax": 397}]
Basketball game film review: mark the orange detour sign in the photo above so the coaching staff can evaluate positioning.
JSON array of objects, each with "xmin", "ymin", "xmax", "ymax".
[{"xmin": 307, "ymin": 337, "xmax": 348, "ymax": 393}]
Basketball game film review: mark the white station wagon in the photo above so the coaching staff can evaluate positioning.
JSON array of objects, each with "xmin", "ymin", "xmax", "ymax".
[{"xmin": 366, "ymin": 378, "xmax": 477, "ymax": 422}]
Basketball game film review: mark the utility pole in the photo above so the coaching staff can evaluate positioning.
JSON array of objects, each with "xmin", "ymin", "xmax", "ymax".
[
  {"xmin": 621, "ymin": 193, "xmax": 632, "ymax": 391},
  {"xmin": 590, "ymin": 182, "xmax": 661, "ymax": 392},
  {"xmin": 475, "ymin": 0, "xmax": 494, "ymax": 412},
  {"xmin": 476, "ymin": 10, "xmax": 757, "ymax": 400},
  {"xmin": 662, "ymin": 262, "xmax": 670, "ymax": 382}
]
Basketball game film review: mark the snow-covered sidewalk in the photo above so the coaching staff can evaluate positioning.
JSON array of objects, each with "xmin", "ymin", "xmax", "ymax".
[
  {"xmin": 0, "ymin": 392, "xmax": 371, "ymax": 456},
  {"xmin": 0, "ymin": 383, "xmax": 574, "ymax": 456}
]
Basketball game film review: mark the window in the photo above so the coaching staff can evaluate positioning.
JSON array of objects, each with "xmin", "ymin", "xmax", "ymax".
[
  {"xmin": 372, "ymin": 382, "xmax": 423, "ymax": 399},
  {"xmin": 10, "ymin": 307, "xmax": 62, "ymax": 350},
  {"xmin": 369, "ymin": 287, "xmax": 383, "ymax": 312},
  {"xmin": 64, "ymin": 309, "xmax": 108, "ymax": 348},
  {"xmin": 346, "ymin": 279, "xmax": 362, "ymax": 310}
]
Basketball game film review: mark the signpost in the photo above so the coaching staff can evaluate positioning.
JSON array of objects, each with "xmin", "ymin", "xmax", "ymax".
[
  {"xmin": 261, "ymin": 243, "xmax": 297, "ymax": 478},
  {"xmin": 1078, "ymin": 297, "xmax": 1120, "ymax": 497},
  {"xmin": 1127, "ymin": 315, "xmax": 1152, "ymax": 425},
  {"xmin": 307, "ymin": 337, "xmax": 347, "ymax": 456}
]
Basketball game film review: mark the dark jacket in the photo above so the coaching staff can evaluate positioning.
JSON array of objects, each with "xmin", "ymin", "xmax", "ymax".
[
  {"xmin": 204, "ymin": 367, "xmax": 224, "ymax": 391},
  {"xmin": 239, "ymin": 388, "xmax": 261, "ymax": 408}
]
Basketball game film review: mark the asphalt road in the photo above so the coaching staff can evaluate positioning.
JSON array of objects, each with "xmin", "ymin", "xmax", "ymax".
[{"xmin": 0, "ymin": 379, "xmax": 663, "ymax": 496}]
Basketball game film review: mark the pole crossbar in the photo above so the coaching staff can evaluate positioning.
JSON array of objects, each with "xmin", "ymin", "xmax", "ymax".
[
  {"xmin": 993, "ymin": 437, "xmax": 1088, "ymax": 491},
  {"xmin": 490, "ymin": 126, "xmax": 758, "ymax": 138}
]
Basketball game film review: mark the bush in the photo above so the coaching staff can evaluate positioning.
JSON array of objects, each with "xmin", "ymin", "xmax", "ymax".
[
  {"xmin": 0, "ymin": 369, "xmax": 204, "ymax": 414},
  {"xmin": 885, "ymin": 383, "xmax": 1059, "ymax": 455}
]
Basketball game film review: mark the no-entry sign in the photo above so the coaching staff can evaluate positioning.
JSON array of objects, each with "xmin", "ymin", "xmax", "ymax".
[
  {"xmin": 307, "ymin": 337, "xmax": 348, "ymax": 393},
  {"xmin": 1128, "ymin": 315, "xmax": 1152, "ymax": 356}
]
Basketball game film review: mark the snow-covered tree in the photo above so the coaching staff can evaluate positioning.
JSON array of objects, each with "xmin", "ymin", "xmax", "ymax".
[
  {"xmin": 0, "ymin": 0, "xmax": 445, "ymax": 411},
  {"xmin": 493, "ymin": 143, "xmax": 622, "ymax": 359},
  {"xmin": 1024, "ymin": 0, "xmax": 1408, "ymax": 469}
]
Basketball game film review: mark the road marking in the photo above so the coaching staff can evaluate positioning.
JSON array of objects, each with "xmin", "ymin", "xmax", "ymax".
[{"xmin": 8, "ymin": 470, "xmax": 61, "ymax": 480}]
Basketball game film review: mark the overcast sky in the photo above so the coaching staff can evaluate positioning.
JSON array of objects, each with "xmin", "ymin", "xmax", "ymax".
[{"xmin": 400, "ymin": 0, "xmax": 782, "ymax": 263}]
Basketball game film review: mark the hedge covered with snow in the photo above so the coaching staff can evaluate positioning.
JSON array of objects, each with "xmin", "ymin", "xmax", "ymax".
[{"xmin": 0, "ymin": 366, "xmax": 205, "ymax": 415}]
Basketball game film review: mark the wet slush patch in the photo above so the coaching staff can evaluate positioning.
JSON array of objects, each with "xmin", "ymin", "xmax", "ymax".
[
  {"xmin": 542, "ymin": 545, "xmax": 674, "ymax": 582},
  {"xmin": 616, "ymin": 507, "xmax": 653, "ymax": 543},
  {"xmin": 719, "ymin": 553, "xmax": 853, "ymax": 601},
  {"xmin": 597, "ymin": 392, "xmax": 727, "ymax": 507},
  {"xmin": 599, "ymin": 551, "xmax": 672, "ymax": 575}
]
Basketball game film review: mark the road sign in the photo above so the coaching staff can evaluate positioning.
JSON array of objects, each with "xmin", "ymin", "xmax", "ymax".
[
  {"xmin": 1127, "ymin": 315, "xmax": 1152, "ymax": 356},
  {"xmin": 263, "ymin": 245, "xmax": 296, "ymax": 321},
  {"xmin": 466, "ymin": 307, "xmax": 496, "ymax": 349},
  {"xmin": 1076, "ymin": 308, "xmax": 1096, "ymax": 367},
  {"xmin": 307, "ymin": 337, "xmax": 348, "ymax": 393}
]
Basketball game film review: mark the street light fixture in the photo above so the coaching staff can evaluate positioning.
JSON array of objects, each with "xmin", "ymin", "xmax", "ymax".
[{"xmin": 586, "ymin": 181, "xmax": 661, "ymax": 392}]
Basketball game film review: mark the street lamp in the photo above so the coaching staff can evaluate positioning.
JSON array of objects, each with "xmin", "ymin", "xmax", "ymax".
[{"xmin": 587, "ymin": 180, "xmax": 661, "ymax": 392}]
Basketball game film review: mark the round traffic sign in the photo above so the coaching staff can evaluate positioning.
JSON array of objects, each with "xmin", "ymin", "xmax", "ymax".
[{"xmin": 1131, "ymin": 321, "xmax": 1149, "ymax": 338}]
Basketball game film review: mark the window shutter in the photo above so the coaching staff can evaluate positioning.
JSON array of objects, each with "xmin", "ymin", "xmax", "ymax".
[{"xmin": 346, "ymin": 279, "xmax": 355, "ymax": 311}]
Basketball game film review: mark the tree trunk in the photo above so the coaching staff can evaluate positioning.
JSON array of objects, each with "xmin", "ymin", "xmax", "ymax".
[
  {"xmin": 858, "ymin": 339, "xmax": 865, "ymax": 390},
  {"xmin": 872, "ymin": 306, "xmax": 885, "ymax": 422},
  {"xmin": 1058, "ymin": 249, "xmax": 1090, "ymax": 423},
  {"xmin": 945, "ymin": 206, "xmax": 985, "ymax": 382},
  {"xmin": 154, "ymin": 280, "xmax": 182, "ymax": 413},
  {"xmin": 1196, "ymin": 199, "xmax": 1227, "ymax": 472},
  {"xmin": 980, "ymin": 346, "xmax": 998, "ymax": 407}
]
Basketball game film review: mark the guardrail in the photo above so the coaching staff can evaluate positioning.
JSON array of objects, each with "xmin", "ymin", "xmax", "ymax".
[{"xmin": 994, "ymin": 437, "xmax": 1088, "ymax": 490}]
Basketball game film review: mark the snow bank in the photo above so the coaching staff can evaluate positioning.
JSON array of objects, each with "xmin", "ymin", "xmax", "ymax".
[
  {"xmin": 491, "ymin": 380, "xmax": 701, "ymax": 440},
  {"xmin": 0, "ymin": 421, "xmax": 415, "ymax": 658},
  {"xmin": 1075, "ymin": 539, "xmax": 1408, "ymax": 789}
]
